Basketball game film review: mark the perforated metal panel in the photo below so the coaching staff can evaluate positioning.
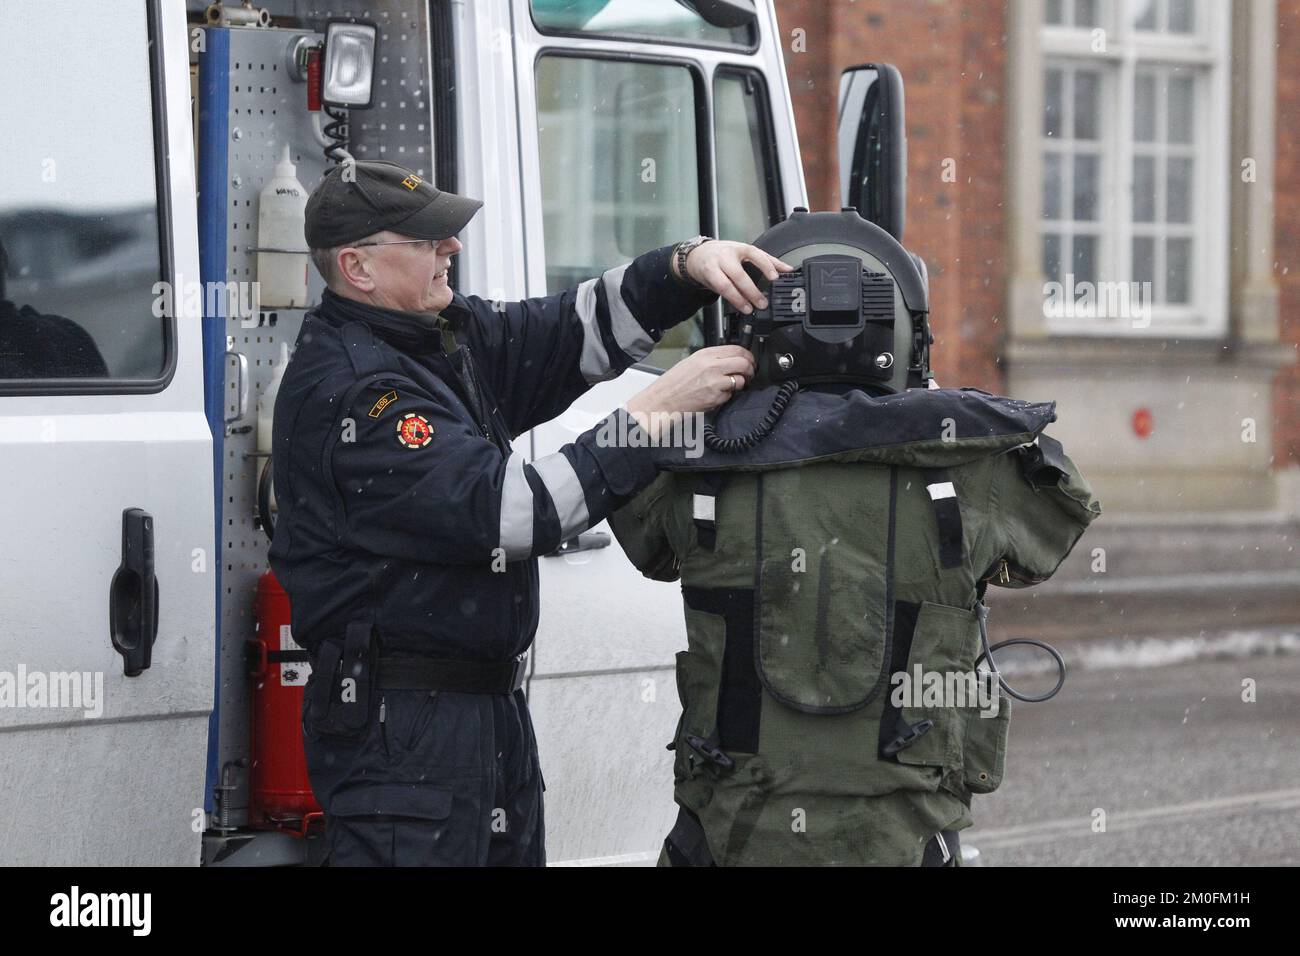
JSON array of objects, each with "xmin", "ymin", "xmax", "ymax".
[
  {"xmin": 207, "ymin": 7, "xmax": 435, "ymax": 822},
  {"xmin": 307, "ymin": 3, "xmax": 436, "ymax": 175}
]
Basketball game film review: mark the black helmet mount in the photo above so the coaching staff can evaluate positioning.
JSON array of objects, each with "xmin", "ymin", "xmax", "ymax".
[{"xmin": 726, "ymin": 207, "xmax": 933, "ymax": 394}]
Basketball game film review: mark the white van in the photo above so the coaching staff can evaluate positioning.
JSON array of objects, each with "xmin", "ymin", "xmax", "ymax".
[{"xmin": 0, "ymin": 0, "xmax": 904, "ymax": 865}]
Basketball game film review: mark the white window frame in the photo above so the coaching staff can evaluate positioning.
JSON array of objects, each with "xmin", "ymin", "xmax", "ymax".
[{"xmin": 1039, "ymin": 0, "xmax": 1230, "ymax": 337}]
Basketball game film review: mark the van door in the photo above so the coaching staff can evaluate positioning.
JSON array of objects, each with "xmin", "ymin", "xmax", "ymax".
[
  {"xmin": 510, "ymin": 0, "xmax": 793, "ymax": 863},
  {"xmin": 0, "ymin": 0, "xmax": 214, "ymax": 865}
]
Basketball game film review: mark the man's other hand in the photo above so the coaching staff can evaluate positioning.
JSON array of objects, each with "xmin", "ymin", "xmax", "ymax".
[
  {"xmin": 679, "ymin": 240, "xmax": 794, "ymax": 314},
  {"xmin": 625, "ymin": 345, "xmax": 756, "ymax": 440}
]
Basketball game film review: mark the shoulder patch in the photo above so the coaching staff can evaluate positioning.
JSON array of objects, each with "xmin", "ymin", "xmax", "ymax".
[
  {"xmin": 368, "ymin": 389, "xmax": 399, "ymax": 418},
  {"xmin": 396, "ymin": 412, "xmax": 434, "ymax": 449}
]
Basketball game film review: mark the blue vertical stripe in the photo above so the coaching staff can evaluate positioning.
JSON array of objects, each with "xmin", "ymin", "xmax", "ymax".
[{"xmin": 197, "ymin": 26, "xmax": 230, "ymax": 816}]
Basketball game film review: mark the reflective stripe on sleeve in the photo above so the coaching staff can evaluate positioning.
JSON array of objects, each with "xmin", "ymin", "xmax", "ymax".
[
  {"xmin": 574, "ymin": 277, "xmax": 615, "ymax": 383},
  {"xmin": 499, "ymin": 452, "xmax": 535, "ymax": 559},
  {"xmin": 601, "ymin": 263, "xmax": 655, "ymax": 362},
  {"xmin": 531, "ymin": 451, "xmax": 591, "ymax": 542}
]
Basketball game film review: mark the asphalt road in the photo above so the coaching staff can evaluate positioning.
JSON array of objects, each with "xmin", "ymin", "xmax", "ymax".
[{"xmin": 964, "ymin": 643, "xmax": 1300, "ymax": 866}]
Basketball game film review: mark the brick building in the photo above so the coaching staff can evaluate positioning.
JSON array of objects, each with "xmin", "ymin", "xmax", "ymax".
[{"xmin": 775, "ymin": 0, "xmax": 1299, "ymax": 522}]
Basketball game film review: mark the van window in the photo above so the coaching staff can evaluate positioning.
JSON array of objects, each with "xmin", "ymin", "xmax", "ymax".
[
  {"xmin": 714, "ymin": 68, "xmax": 782, "ymax": 243},
  {"xmin": 535, "ymin": 55, "xmax": 704, "ymax": 370},
  {"xmin": 531, "ymin": 0, "xmax": 757, "ymax": 51},
  {"xmin": 0, "ymin": 0, "xmax": 169, "ymax": 386}
]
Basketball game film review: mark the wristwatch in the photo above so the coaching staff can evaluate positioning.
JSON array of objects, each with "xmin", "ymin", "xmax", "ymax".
[{"xmin": 673, "ymin": 235, "xmax": 714, "ymax": 290}]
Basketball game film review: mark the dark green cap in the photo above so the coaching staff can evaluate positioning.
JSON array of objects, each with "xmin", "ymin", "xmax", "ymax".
[{"xmin": 304, "ymin": 159, "xmax": 482, "ymax": 248}]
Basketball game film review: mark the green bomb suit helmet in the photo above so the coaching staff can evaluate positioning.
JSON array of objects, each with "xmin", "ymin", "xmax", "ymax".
[{"xmin": 726, "ymin": 208, "xmax": 932, "ymax": 394}]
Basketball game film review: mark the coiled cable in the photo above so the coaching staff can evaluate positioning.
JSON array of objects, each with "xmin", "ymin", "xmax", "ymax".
[
  {"xmin": 703, "ymin": 380, "xmax": 799, "ymax": 454},
  {"xmin": 322, "ymin": 105, "xmax": 351, "ymax": 165}
]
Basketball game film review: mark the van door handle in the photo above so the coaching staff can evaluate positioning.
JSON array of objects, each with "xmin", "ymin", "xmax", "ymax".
[
  {"xmin": 544, "ymin": 531, "xmax": 611, "ymax": 556},
  {"xmin": 109, "ymin": 508, "xmax": 160, "ymax": 677}
]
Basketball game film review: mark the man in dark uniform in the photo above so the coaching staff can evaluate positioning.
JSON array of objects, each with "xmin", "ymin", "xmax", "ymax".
[{"xmin": 268, "ymin": 159, "xmax": 790, "ymax": 866}]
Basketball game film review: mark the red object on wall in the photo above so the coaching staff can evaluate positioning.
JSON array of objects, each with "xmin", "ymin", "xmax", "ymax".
[
  {"xmin": 248, "ymin": 570, "xmax": 321, "ymax": 828},
  {"xmin": 1132, "ymin": 407, "xmax": 1155, "ymax": 439},
  {"xmin": 306, "ymin": 47, "xmax": 322, "ymax": 112}
]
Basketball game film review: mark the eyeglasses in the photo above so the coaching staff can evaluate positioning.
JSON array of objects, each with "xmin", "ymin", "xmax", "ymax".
[{"xmin": 352, "ymin": 238, "xmax": 440, "ymax": 250}]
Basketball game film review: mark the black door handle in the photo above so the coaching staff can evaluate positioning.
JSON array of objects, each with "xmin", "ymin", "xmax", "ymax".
[
  {"xmin": 544, "ymin": 531, "xmax": 612, "ymax": 557},
  {"xmin": 109, "ymin": 508, "xmax": 160, "ymax": 677}
]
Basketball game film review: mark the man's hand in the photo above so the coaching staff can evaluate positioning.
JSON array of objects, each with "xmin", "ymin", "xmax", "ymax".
[
  {"xmin": 676, "ymin": 240, "xmax": 794, "ymax": 314},
  {"xmin": 625, "ymin": 345, "xmax": 756, "ymax": 440}
]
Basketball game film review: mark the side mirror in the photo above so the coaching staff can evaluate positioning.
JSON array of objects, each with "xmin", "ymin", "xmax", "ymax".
[{"xmin": 838, "ymin": 63, "xmax": 907, "ymax": 242}]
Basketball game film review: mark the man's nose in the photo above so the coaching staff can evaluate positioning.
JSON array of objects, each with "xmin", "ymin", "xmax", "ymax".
[{"xmin": 442, "ymin": 236, "xmax": 462, "ymax": 256}]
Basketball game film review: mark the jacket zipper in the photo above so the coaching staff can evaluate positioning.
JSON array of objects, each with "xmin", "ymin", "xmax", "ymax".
[{"xmin": 456, "ymin": 344, "xmax": 494, "ymax": 443}]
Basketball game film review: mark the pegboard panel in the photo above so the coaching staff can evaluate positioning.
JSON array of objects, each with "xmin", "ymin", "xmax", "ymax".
[
  {"xmin": 216, "ymin": 25, "xmax": 327, "ymax": 825},
  {"xmin": 206, "ymin": 8, "xmax": 437, "ymax": 825},
  {"xmin": 300, "ymin": 2, "xmax": 436, "ymax": 176}
]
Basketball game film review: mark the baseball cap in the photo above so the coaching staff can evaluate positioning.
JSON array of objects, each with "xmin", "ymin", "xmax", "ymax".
[{"xmin": 304, "ymin": 159, "xmax": 483, "ymax": 248}]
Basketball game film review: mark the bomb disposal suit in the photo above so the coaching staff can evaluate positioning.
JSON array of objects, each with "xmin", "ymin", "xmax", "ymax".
[{"xmin": 610, "ymin": 211, "xmax": 1102, "ymax": 866}]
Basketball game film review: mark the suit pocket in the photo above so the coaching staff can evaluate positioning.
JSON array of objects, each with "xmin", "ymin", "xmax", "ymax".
[
  {"xmin": 961, "ymin": 688, "xmax": 1012, "ymax": 794},
  {"xmin": 892, "ymin": 601, "xmax": 979, "ymax": 771}
]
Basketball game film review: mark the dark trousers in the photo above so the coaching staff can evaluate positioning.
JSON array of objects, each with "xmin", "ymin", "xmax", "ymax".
[{"xmin": 303, "ymin": 684, "xmax": 545, "ymax": 866}]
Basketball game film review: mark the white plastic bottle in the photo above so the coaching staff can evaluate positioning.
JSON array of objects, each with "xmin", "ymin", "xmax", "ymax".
[
  {"xmin": 257, "ymin": 342, "xmax": 292, "ymax": 456},
  {"xmin": 256, "ymin": 145, "xmax": 310, "ymax": 308}
]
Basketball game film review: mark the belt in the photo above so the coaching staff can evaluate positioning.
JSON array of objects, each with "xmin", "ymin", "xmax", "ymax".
[{"xmin": 376, "ymin": 655, "xmax": 528, "ymax": 695}]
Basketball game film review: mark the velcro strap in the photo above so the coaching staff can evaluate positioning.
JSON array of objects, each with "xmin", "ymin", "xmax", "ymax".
[
  {"xmin": 922, "ymin": 468, "xmax": 963, "ymax": 569},
  {"xmin": 1018, "ymin": 432, "xmax": 1069, "ymax": 489},
  {"xmin": 267, "ymin": 649, "xmax": 311, "ymax": 664},
  {"xmin": 377, "ymin": 656, "xmax": 527, "ymax": 695},
  {"xmin": 692, "ymin": 473, "xmax": 728, "ymax": 551}
]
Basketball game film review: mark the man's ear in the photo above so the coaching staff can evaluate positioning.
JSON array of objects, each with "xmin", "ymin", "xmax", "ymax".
[{"xmin": 337, "ymin": 247, "xmax": 375, "ymax": 293}]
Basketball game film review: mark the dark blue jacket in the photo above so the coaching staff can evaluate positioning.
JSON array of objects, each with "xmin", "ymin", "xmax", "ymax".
[{"xmin": 268, "ymin": 244, "xmax": 714, "ymax": 660}]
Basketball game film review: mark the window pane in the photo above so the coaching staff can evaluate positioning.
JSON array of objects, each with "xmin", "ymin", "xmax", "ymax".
[
  {"xmin": 1132, "ymin": 236, "xmax": 1156, "ymax": 288},
  {"xmin": 535, "ymin": 57, "xmax": 699, "ymax": 293},
  {"xmin": 1133, "ymin": 156, "xmax": 1156, "ymax": 222},
  {"xmin": 1043, "ymin": 152, "xmax": 1064, "ymax": 219},
  {"xmin": 714, "ymin": 71, "xmax": 776, "ymax": 243},
  {"xmin": 1166, "ymin": 156, "xmax": 1193, "ymax": 223},
  {"xmin": 1133, "ymin": 0, "xmax": 1159, "ymax": 30},
  {"xmin": 1166, "ymin": 237, "xmax": 1191, "ymax": 303},
  {"xmin": 531, "ymin": 0, "xmax": 755, "ymax": 49},
  {"xmin": 1045, "ymin": 69, "xmax": 1064, "ymax": 139},
  {"xmin": 1074, "ymin": 153, "xmax": 1100, "ymax": 220},
  {"xmin": 1168, "ymin": 0, "xmax": 1195, "ymax": 32},
  {"xmin": 1074, "ymin": 0, "xmax": 1100, "ymax": 27},
  {"xmin": 1043, "ymin": 233, "xmax": 1063, "ymax": 283},
  {"xmin": 1167, "ymin": 74, "xmax": 1195, "ymax": 144},
  {"xmin": 1072, "ymin": 235, "xmax": 1097, "ymax": 285},
  {"xmin": 1134, "ymin": 73, "xmax": 1157, "ymax": 142},
  {"xmin": 1073, "ymin": 70, "xmax": 1101, "ymax": 140},
  {"xmin": 0, "ymin": 0, "xmax": 166, "ymax": 382},
  {"xmin": 1046, "ymin": 0, "xmax": 1065, "ymax": 25}
]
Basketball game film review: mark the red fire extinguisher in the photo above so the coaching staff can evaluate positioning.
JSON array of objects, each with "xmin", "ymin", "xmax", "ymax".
[{"xmin": 248, "ymin": 569, "xmax": 322, "ymax": 830}]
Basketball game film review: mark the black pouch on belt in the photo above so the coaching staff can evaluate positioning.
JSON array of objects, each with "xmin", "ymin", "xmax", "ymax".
[{"xmin": 307, "ymin": 621, "xmax": 376, "ymax": 742}]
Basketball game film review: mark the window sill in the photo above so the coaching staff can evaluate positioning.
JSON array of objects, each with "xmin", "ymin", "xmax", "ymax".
[{"xmin": 1006, "ymin": 336, "xmax": 1296, "ymax": 370}]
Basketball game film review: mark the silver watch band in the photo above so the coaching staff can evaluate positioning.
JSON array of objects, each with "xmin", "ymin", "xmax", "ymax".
[{"xmin": 674, "ymin": 235, "xmax": 713, "ymax": 290}]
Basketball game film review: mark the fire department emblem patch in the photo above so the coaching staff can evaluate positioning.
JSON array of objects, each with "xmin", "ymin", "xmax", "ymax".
[{"xmin": 396, "ymin": 412, "xmax": 434, "ymax": 448}]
